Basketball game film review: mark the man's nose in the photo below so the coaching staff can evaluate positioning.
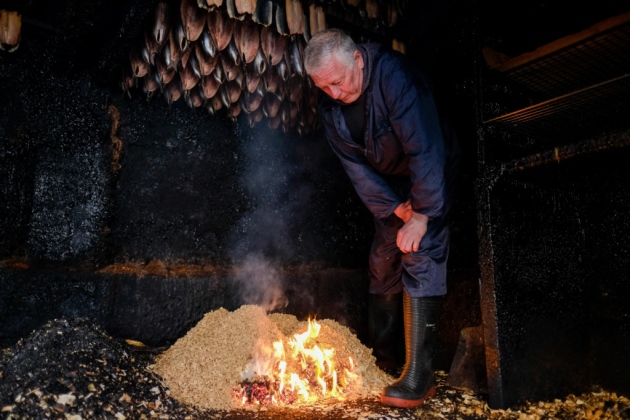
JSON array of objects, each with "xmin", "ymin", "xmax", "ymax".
[{"xmin": 329, "ymin": 86, "xmax": 340, "ymax": 99}]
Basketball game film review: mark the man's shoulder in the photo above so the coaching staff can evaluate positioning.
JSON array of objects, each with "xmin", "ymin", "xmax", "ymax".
[
  {"xmin": 375, "ymin": 46, "xmax": 407, "ymax": 67},
  {"xmin": 358, "ymin": 42, "xmax": 398, "ymax": 66},
  {"xmin": 372, "ymin": 47, "xmax": 429, "ymax": 86},
  {"xmin": 357, "ymin": 41, "xmax": 382, "ymax": 55}
]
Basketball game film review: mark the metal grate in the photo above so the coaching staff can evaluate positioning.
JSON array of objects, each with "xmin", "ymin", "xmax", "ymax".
[
  {"xmin": 484, "ymin": 12, "xmax": 630, "ymax": 143},
  {"xmin": 503, "ymin": 24, "xmax": 630, "ymax": 99},
  {"xmin": 484, "ymin": 74, "xmax": 630, "ymax": 142}
]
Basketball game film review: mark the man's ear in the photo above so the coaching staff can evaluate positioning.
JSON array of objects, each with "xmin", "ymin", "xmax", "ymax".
[{"xmin": 354, "ymin": 50, "xmax": 364, "ymax": 69}]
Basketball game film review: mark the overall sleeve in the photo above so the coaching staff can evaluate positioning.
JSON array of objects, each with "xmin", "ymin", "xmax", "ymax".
[
  {"xmin": 380, "ymin": 54, "xmax": 446, "ymax": 219},
  {"xmin": 319, "ymin": 108, "xmax": 402, "ymax": 220}
]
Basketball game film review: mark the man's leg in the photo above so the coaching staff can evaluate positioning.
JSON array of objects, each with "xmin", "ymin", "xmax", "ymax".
[
  {"xmin": 381, "ymin": 216, "xmax": 449, "ymax": 407},
  {"xmin": 381, "ymin": 124, "xmax": 458, "ymax": 406},
  {"xmin": 368, "ymin": 215, "xmax": 405, "ymax": 373}
]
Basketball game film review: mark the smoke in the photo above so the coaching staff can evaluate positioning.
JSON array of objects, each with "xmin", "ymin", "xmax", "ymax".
[
  {"xmin": 228, "ymin": 123, "xmax": 314, "ymax": 312},
  {"xmin": 232, "ymin": 253, "xmax": 288, "ymax": 313}
]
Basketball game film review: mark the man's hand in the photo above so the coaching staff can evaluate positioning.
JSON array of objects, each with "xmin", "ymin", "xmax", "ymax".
[
  {"xmin": 394, "ymin": 200, "xmax": 413, "ymax": 223},
  {"xmin": 397, "ymin": 212, "xmax": 429, "ymax": 253}
]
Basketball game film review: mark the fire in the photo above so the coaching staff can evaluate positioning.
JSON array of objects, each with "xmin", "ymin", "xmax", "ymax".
[{"xmin": 235, "ymin": 317, "xmax": 360, "ymax": 406}]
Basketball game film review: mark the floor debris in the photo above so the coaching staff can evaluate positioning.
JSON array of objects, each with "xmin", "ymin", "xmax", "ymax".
[{"xmin": 1, "ymin": 318, "xmax": 629, "ymax": 419}]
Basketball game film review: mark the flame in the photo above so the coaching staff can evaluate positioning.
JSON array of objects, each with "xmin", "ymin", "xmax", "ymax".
[{"xmin": 236, "ymin": 317, "xmax": 360, "ymax": 406}]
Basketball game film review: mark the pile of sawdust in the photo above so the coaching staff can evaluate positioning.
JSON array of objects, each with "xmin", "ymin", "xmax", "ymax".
[{"xmin": 153, "ymin": 305, "xmax": 391, "ymax": 411}]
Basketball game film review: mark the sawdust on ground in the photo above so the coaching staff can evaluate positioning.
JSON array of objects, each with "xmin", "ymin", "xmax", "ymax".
[{"xmin": 153, "ymin": 305, "xmax": 392, "ymax": 411}]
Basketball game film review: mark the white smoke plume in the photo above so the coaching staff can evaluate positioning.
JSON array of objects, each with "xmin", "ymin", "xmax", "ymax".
[
  {"xmin": 232, "ymin": 253, "xmax": 288, "ymax": 312},
  {"xmin": 227, "ymin": 124, "xmax": 312, "ymax": 312}
]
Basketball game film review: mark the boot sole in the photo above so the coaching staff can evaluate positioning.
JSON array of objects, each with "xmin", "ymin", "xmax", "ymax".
[{"xmin": 380, "ymin": 385, "xmax": 437, "ymax": 408}]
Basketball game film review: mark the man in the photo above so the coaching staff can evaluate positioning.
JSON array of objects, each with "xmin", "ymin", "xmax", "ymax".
[{"xmin": 303, "ymin": 28, "xmax": 460, "ymax": 408}]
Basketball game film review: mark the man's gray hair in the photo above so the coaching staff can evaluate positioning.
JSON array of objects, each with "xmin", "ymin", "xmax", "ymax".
[{"xmin": 304, "ymin": 28, "xmax": 357, "ymax": 75}]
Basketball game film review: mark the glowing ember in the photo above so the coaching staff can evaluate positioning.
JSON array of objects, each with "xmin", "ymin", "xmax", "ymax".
[{"xmin": 234, "ymin": 318, "xmax": 361, "ymax": 406}]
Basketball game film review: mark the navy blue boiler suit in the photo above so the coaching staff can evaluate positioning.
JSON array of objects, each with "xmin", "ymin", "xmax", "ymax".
[{"xmin": 317, "ymin": 43, "xmax": 459, "ymax": 298}]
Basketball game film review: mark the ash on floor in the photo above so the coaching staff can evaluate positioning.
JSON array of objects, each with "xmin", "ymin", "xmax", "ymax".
[{"xmin": 1, "ymin": 318, "xmax": 629, "ymax": 420}]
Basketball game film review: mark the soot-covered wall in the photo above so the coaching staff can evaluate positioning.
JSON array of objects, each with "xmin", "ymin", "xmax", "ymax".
[
  {"xmin": 0, "ymin": 0, "xmax": 481, "ymax": 359},
  {"xmin": 0, "ymin": 0, "xmax": 372, "ymax": 268},
  {"xmin": 476, "ymin": 0, "xmax": 630, "ymax": 408},
  {"xmin": 476, "ymin": 146, "xmax": 630, "ymax": 407},
  {"xmin": 110, "ymin": 95, "xmax": 371, "ymax": 267}
]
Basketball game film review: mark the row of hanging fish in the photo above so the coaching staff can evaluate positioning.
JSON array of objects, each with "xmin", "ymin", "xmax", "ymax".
[
  {"xmin": 122, "ymin": 0, "xmax": 322, "ymax": 135},
  {"xmin": 200, "ymin": 0, "xmax": 327, "ymax": 42},
  {"xmin": 0, "ymin": 9, "xmax": 22, "ymax": 52},
  {"xmin": 201, "ymin": 0, "xmax": 410, "ymax": 36}
]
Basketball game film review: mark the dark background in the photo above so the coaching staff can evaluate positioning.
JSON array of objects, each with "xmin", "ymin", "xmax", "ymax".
[{"xmin": 1, "ymin": 0, "xmax": 628, "ymax": 409}]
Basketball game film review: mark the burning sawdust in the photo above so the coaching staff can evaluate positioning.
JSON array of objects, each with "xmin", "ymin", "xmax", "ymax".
[
  {"xmin": 153, "ymin": 305, "xmax": 391, "ymax": 411},
  {"xmin": 153, "ymin": 306, "xmax": 284, "ymax": 410}
]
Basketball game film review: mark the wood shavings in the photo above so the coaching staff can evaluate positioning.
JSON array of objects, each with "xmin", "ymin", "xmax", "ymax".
[
  {"xmin": 154, "ymin": 306, "xmax": 391, "ymax": 410},
  {"xmin": 413, "ymin": 371, "xmax": 630, "ymax": 420},
  {"xmin": 268, "ymin": 312, "xmax": 301, "ymax": 336},
  {"xmin": 1, "ymin": 316, "xmax": 629, "ymax": 419},
  {"xmin": 154, "ymin": 305, "xmax": 285, "ymax": 410}
]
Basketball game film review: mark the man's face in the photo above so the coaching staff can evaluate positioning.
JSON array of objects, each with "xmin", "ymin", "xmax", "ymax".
[{"xmin": 309, "ymin": 51, "xmax": 364, "ymax": 104}]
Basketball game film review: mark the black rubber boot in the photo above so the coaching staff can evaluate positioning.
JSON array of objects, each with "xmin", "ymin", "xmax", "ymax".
[
  {"xmin": 368, "ymin": 293, "xmax": 403, "ymax": 375},
  {"xmin": 380, "ymin": 292, "xmax": 442, "ymax": 408}
]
